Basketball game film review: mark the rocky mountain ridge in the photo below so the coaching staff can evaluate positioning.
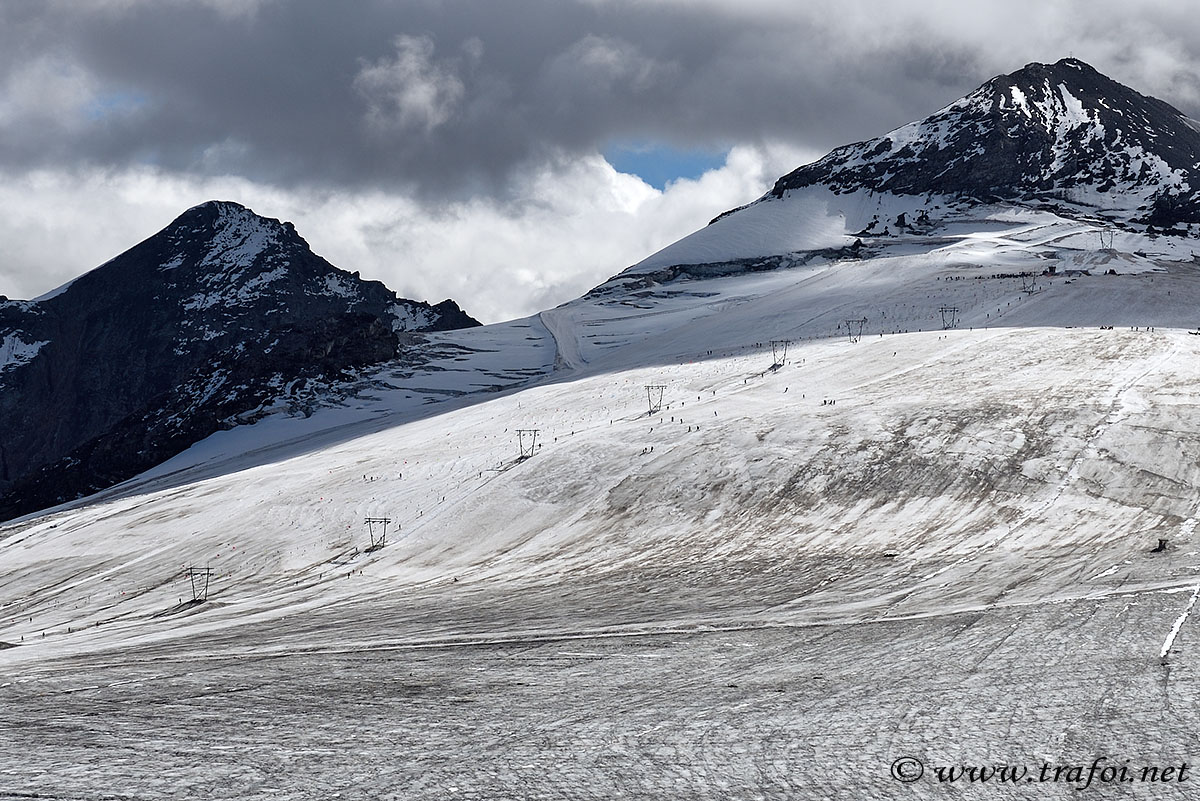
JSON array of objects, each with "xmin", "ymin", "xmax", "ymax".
[{"xmin": 0, "ymin": 200, "xmax": 478, "ymax": 521}]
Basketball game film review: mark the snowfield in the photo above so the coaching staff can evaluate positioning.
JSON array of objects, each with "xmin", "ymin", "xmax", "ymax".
[{"xmin": 4, "ymin": 200, "xmax": 1200, "ymax": 798}]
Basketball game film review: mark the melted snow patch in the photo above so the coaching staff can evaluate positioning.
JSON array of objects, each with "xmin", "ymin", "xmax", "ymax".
[
  {"xmin": 321, "ymin": 274, "xmax": 359, "ymax": 300},
  {"xmin": 1160, "ymin": 583, "xmax": 1200, "ymax": 659},
  {"xmin": 390, "ymin": 303, "xmax": 438, "ymax": 332},
  {"xmin": 183, "ymin": 266, "xmax": 290, "ymax": 311},
  {"xmin": 197, "ymin": 204, "xmax": 286, "ymax": 283},
  {"xmin": 1010, "ymin": 86, "xmax": 1031, "ymax": 118},
  {"xmin": 1089, "ymin": 562, "xmax": 1126, "ymax": 581},
  {"xmin": 1056, "ymin": 83, "xmax": 1089, "ymax": 127},
  {"xmin": 240, "ymin": 265, "xmax": 289, "ymax": 294},
  {"xmin": 0, "ymin": 333, "xmax": 47, "ymax": 374}
]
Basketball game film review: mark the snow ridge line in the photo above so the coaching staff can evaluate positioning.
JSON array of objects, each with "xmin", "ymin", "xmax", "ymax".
[{"xmin": 1160, "ymin": 582, "xmax": 1200, "ymax": 659}]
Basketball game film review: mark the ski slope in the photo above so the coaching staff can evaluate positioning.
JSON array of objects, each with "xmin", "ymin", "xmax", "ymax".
[{"xmin": 4, "ymin": 201, "xmax": 1200, "ymax": 799}]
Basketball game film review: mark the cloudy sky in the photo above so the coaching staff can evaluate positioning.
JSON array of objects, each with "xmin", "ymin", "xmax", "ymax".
[{"xmin": 3, "ymin": 0, "xmax": 1200, "ymax": 322}]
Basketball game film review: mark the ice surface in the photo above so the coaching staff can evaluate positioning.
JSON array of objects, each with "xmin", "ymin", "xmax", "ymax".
[{"xmin": 5, "ymin": 203, "xmax": 1200, "ymax": 797}]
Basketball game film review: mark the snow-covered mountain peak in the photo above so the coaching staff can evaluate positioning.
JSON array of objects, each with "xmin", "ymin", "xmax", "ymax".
[
  {"xmin": 767, "ymin": 58, "xmax": 1200, "ymax": 227},
  {"xmin": 174, "ymin": 199, "xmax": 288, "ymax": 246},
  {"xmin": 606, "ymin": 59, "xmax": 1200, "ymax": 284},
  {"xmin": 157, "ymin": 200, "xmax": 307, "ymax": 287}
]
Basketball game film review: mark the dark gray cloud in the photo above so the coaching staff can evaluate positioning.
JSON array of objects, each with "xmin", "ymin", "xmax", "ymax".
[
  {"xmin": 7, "ymin": 0, "xmax": 1200, "ymax": 321},
  {"xmin": 8, "ymin": 0, "xmax": 1199, "ymax": 201}
]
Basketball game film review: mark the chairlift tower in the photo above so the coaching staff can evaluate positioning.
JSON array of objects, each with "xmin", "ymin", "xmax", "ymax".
[
  {"xmin": 844, "ymin": 318, "xmax": 867, "ymax": 343},
  {"xmin": 184, "ymin": 567, "xmax": 214, "ymax": 602},
  {"xmin": 645, "ymin": 385, "xmax": 666, "ymax": 416},
  {"xmin": 516, "ymin": 429, "xmax": 539, "ymax": 461},
  {"xmin": 364, "ymin": 517, "xmax": 392, "ymax": 551},
  {"xmin": 1020, "ymin": 274, "xmax": 1040, "ymax": 294},
  {"xmin": 1098, "ymin": 229, "xmax": 1115, "ymax": 250},
  {"xmin": 769, "ymin": 340, "xmax": 791, "ymax": 370},
  {"xmin": 938, "ymin": 305, "xmax": 960, "ymax": 330}
]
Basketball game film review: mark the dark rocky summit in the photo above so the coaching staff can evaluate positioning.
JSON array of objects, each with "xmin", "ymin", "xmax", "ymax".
[{"xmin": 0, "ymin": 200, "xmax": 478, "ymax": 521}]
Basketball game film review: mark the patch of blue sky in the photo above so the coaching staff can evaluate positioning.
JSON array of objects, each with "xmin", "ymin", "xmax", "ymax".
[
  {"xmin": 85, "ymin": 90, "xmax": 149, "ymax": 121},
  {"xmin": 604, "ymin": 141, "xmax": 728, "ymax": 190}
]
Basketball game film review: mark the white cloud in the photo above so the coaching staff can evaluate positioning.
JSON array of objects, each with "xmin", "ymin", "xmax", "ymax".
[
  {"xmin": 0, "ymin": 141, "xmax": 819, "ymax": 323},
  {"xmin": 549, "ymin": 35, "xmax": 677, "ymax": 94},
  {"xmin": 0, "ymin": 57, "xmax": 99, "ymax": 131},
  {"xmin": 354, "ymin": 35, "xmax": 469, "ymax": 135}
]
